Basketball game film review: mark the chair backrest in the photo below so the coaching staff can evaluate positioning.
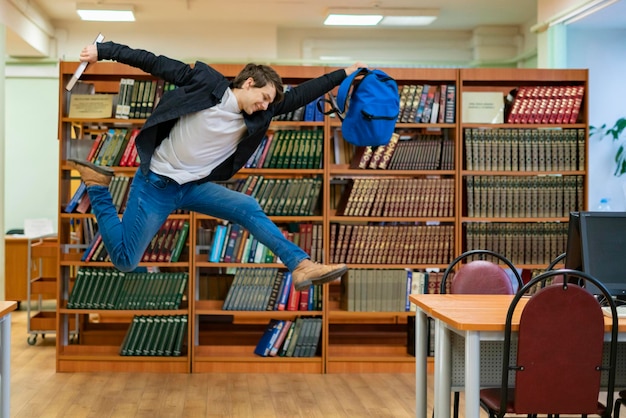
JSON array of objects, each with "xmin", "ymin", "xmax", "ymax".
[
  {"xmin": 440, "ymin": 249, "xmax": 522, "ymax": 295},
  {"xmin": 500, "ymin": 269, "xmax": 618, "ymax": 415}
]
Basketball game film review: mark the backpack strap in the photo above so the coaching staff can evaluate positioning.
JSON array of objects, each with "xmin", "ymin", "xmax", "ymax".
[
  {"xmin": 335, "ymin": 67, "xmax": 369, "ymax": 113},
  {"xmin": 316, "ymin": 94, "xmax": 343, "ymax": 120}
]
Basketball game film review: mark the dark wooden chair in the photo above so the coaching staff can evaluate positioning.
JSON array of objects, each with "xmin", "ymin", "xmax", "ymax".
[
  {"xmin": 437, "ymin": 249, "xmax": 523, "ymax": 418},
  {"xmin": 479, "ymin": 269, "xmax": 618, "ymax": 418}
]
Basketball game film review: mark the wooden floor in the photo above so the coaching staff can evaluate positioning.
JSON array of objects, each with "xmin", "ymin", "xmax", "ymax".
[
  {"xmin": 6, "ymin": 308, "xmax": 461, "ymax": 418},
  {"xmin": 9, "ymin": 307, "xmax": 601, "ymax": 418}
]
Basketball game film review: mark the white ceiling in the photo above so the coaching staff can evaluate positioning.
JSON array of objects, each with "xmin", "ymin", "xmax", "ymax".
[
  {"xmin": 5, "ymin": 0, "xmax": 626, "ymax": 57},
  {"xmin": 5, "ymin": 0, "xmax": 538, "ymax": 57},
  {"xmin": 34, "ymin": 0, "xmax": 539, "ymax": 30}
]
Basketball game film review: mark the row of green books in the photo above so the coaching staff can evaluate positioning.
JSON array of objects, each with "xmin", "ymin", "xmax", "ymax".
[
  {"xmin": 223, "ymin": 269, "xmax": 322, "ymax": 311},
  {"xmin": 68, "ymin": 267, "xmax": 188, "ymax": 310},
  {"xmin": 340, "ymin": 268, "xmax": 412, "ymax": 313},
  {"xmin": 254, "ymin": 316, "xmax": 322, "ymax": 357},
  {"xmin": 223, "ymin": 268, "xmax": 279, "ymax": 310},
  {"xmin": 230, "ymin": 176, "xmax": 323, "ymax": 217},
  {"xmin": 119, "ymin": 314, "xmax": 187, "ymax": 356},
  {"xmin": 245, "ymin": 129, "xmax": 324, "ymax": 169}
]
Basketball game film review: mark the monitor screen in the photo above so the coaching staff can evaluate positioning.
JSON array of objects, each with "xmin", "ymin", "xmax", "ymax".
[{"xmin": 579, "ymin": 211, "xmax": 626, "ymax": 297}]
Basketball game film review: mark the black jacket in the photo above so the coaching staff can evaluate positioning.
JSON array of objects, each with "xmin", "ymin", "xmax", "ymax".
[{"xmin": 97, "ymin": 41, "xmax": 347, "ymax": 182}]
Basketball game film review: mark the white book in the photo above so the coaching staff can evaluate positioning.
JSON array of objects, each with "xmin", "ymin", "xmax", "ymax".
[{"xmin": 65, "ymin": 33, "xmax": 105, "ymax": 91}]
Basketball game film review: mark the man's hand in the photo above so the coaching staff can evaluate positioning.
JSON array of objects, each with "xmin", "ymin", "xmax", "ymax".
[
  {"xmin": 345, "ymin": 62, "xmax": 368, "ymax": 77},
  {"xmin": 80, "ymin": 44, "xmax": 99, "ymax": 63}
]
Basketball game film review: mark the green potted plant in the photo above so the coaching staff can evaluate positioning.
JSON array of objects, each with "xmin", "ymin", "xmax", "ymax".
[{"xmin": 590, "ymin": 118, "xmax": 626, "ymax": 176}]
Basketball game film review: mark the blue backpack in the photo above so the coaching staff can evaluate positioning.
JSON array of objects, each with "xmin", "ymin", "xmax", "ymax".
[{"xmin": 331, "ymin": 68, "xmax": 399, "ymax": 147}]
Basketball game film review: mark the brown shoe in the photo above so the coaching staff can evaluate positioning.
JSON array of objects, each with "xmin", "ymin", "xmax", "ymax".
[
  {"xmin": 67, "ymin": 158, "xmax": 114, "ymax": 187},
  {"xmin": 292, "ymin": 259, "xmax": 348, "ymax": 291}
]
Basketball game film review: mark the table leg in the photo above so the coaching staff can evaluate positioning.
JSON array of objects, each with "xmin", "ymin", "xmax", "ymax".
[
  {"xmin": 434, "ymin": 319, "xmax": 451, "ymax": 418},
  {"xmin": 0, "ymin": 314, "xmax": 11, "ymax": 418},
  {"xmin": 465, "ymin": 330, "xmax": 481, "ymax": 418},
  {"xmin": 415, "ymin": 310, "xmax": 428, "ymax": 418}
]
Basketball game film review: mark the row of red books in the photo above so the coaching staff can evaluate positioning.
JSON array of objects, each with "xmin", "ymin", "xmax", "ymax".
[
  {"xmin": 506, "ymin": 85, "xmax": 584, "ymax": 125},
  {"xmin": 85, "ymin": 127, "xmax": 140, "ymax": 167}
]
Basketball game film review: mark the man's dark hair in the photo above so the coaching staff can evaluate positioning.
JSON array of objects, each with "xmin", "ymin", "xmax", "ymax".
[{"xmin": 233, "ymin": 63, "xmax": 284, "ymax": 103}]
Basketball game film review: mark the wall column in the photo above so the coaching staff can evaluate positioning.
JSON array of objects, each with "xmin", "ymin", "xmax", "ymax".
[{"xmin": 0, "ymin": 24, "xmax": 6, "ymax": 299}]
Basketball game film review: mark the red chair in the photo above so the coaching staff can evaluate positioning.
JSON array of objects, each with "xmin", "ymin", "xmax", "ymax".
[
  {"xmin": 440, "ymin": 249, "xmax": 523, "ymax": 295},
  {"xmin": 479, "ymin": 269, "xmax": 618, "ymax": 418},
  {"xmin": 438, "ymin": 249, "xmax": 523, "ymax": 418}
]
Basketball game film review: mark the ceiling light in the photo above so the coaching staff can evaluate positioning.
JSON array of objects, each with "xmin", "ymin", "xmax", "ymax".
[
  {"xmin": 380, "ymin": 16, "xmax": 438, "ymax": 26},
  {"xmin": 76, "ymin": 3, "xmax": 135, "ymax": 22},
  {"xmin": 324, "ymin": 12, "xmax": 382, "ymax": 26},
  {"xmin": 324, "ymin": 8, "xmax": 438, "ymax": 27}
]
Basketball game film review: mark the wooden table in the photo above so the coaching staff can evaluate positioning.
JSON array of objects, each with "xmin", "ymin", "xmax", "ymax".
[
  {"xmin": 0, "ymin": 301, "xmax": 18, "ymax": 418},
  {"xmin": 409, "ymin": 294, "xmax": 626, "ymax": 418}
]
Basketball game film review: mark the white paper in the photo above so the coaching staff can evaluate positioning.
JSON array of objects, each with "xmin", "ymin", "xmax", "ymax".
[{"xmin": 24, "ymin": 218, "xmax": 55, "ymax": 238}]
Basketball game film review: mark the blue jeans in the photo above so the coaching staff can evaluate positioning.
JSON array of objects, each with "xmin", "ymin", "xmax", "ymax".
[{"xmin": 87, "ymin": 169, "xmax": 309, "ymax": 272}]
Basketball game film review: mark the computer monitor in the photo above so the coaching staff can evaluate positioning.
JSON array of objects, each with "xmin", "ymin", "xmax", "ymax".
[
  {"xmin": 579, "ymin": 211, "xmax": 626, "ymax": 297},
  {"xmin": 565, "ymin": 211, "xmax": 582, "ymax": 271}
]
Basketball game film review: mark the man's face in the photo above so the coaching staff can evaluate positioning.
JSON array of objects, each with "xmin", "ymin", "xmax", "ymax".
[{"xmin": 240, "ymin": 77, "xmax": 276, "ymax": 115}]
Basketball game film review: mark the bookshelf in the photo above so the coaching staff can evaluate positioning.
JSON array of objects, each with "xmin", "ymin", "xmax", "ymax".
[
  {"xmin": 57, "ymin": 61, "xmax": 192, "ymax": 372},
  {"xmin": 55, "ymin": 62, "xmax": 587, "ymax": 373},
  {"xmin": 191, "ymin": 65, "xmax": 328, "ymax": 373},
  {"xmin": 325, "ymin": 68, "xmax": 458, "ymax": 373},
  {"xmin": 458, "ymin": 68, "xmax": 588, "ymax": 270}
]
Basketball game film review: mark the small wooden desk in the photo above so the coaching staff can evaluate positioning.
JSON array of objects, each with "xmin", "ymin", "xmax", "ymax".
[
  {"xmin": 0, "ymin": 301, "xmax": 18, "ymax": 418},
  {"xmin": 409, "ymin": 294, "xmax": 626, "ymax": 418}
]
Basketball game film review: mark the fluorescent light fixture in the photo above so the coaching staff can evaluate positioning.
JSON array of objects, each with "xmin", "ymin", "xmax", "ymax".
[
  {"xmin": 324, "ymin": 8, "xmax": 438, "ymax": 27},
  {"xmin": 324, "ymin": 12, "xmax": 382, "ymax": 26},
  {"xmin": 380, "ymin": 16, "xmax": 438, "ymax": 26},
  {"xmin": 76, "ymin": 3, "xmax": 135, "ymax": 22}
]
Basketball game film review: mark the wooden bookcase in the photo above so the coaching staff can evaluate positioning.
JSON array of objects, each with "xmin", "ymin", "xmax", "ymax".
[
  {"xmin": 324, "ymin": 68, "xmax": 458, "ymax": 373},
  {"xmin": 56, "ymin": 62, "xmax": 193, "ymax": 372},
  {"xmin": 458, "ymin": 68, "xmax": 588, "ymax": 269},
  {"xmin": 55, "ymin": 62, "xmax": 587, "ymax": 373},
  {"xmin": 192, "ymin": 65, "xmax": 328, "ymax": 373}
]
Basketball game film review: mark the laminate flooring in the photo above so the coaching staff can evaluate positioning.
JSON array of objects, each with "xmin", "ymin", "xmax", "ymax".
[{"xmin": 7, "ymin": 307, "xmax": 599, "ymax": 417}]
